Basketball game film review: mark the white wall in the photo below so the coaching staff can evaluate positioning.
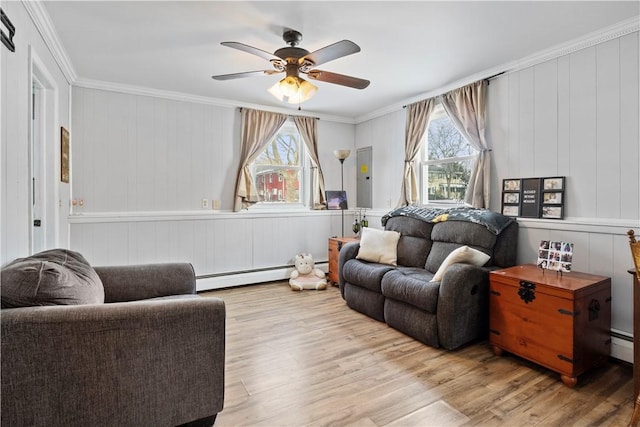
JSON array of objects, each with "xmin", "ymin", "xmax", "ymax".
[
  {"xmin": 355, "ymin": 109, "xmax": 406, "ymax": 213},
  {"xmin": 488, "ymin": 33, "xmax": 639, "ymax": 221},
  {"xmin": 71, "ymin": 87, "xmax": 358, "ymax": 215},
  {"xmin": 1, "ymin": 1, "xmax": 71, "ymax": 266},
  {"xmin": 68, "ymin": 87, "xmax": 357, "ymax": 288},
  {"xmin": 71, "ymin": 88, "xmax": 239, "ymax": 213}
]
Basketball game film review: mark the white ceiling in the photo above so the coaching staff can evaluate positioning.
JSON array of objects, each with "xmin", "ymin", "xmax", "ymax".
[{"xmin": 42, "ymin": 1, "xmax": 639, "ymax": 120}]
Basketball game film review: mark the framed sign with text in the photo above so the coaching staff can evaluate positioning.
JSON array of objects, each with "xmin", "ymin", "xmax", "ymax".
[{"xmin": 501, "ymin": 176, "xmax": 565, "ymax": 219}]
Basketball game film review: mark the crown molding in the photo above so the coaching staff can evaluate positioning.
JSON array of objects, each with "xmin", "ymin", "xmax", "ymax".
[
  {"xmin": 513, "ymin": 15, "xmax": 639, "ymax": 71},
  {"xmin": 72, "ymin": 78, "xmax": 356, "ymax": 124},
  {"xmin": 354, "ymin": 15, "xmax": 640, "ymax": 124},
  {"xmin": 21, "ymin": 0, "xmax": 77, "ymax": 84}
]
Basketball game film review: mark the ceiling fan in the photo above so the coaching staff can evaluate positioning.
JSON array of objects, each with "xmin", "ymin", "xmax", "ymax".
[{"xmin": 211, "ymin": 29, "xmax": 370, "ymax": 105}]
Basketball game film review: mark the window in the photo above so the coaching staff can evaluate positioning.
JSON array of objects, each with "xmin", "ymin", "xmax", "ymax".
[
  {"xmin": 420, "ymin": 104, "xmax": 477, "ymax": 205},
  {"xmin": 252, "ymin": 120, "xmax": 307, "ymax": 206}
]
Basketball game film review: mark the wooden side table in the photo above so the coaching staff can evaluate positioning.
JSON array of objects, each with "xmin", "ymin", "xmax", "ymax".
[
  {"xmin": 327, "ymin": 237, "xmax": 359, "ymax": 286},
  {"xmin": 489, "ymin": 264, "xmax": 611, "ymax": 388}
]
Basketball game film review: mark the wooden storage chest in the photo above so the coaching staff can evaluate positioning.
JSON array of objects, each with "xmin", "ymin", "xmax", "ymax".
[{"xmin": 489, "ymin": 264, "xmax": 611, "ymax": 387}]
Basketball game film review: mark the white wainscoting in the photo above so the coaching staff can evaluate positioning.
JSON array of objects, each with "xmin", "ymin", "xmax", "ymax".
[{"xmin": 69, "ymin": 210, "xmax": 354, "ymax": 291}]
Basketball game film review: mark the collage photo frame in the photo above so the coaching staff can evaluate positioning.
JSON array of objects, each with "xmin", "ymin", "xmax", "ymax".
[
  {"xmin": 501, "ymin": 176, "xmax": 565, "ymax": 219},
  {"xmin": 537, "ymin": 240, "xmax": 574, "ymax": 272}
]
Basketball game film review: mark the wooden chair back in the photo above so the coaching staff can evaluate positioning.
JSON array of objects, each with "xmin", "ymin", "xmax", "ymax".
[
  {"xmin": 629, "ymin": 230, "xmax": 640, "ymax": 278},
  {"xmin": 628, "ymin": 229, "xmax": 640, "ymax": 427}
]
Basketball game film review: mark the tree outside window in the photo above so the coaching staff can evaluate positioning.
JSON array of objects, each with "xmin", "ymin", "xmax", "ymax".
[
  {"xmin": 252, "ymin": 121, "xmax": 305, "ymax": 205},
  {"xmin": 421, "ymin": 105, "xmax": 476, "ymax": 204}
]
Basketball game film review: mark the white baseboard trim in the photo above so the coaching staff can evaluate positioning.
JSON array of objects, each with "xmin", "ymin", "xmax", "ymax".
[
  {"xmin": 196, "ymin": 263, "xmax": 329, "ymax": 292},
  {"xmin": 611, "ymin": 336, "xmax": 634, "ymax": 364}
]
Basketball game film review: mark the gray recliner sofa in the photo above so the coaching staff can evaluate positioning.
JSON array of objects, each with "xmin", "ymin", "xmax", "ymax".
[
  {"xmin": 338, "ymin": 207, "xmax": 518, "ymax": 350},
  {"xmin": 1, "ymin": 249, "xmax": 225, "ymax": 427}
]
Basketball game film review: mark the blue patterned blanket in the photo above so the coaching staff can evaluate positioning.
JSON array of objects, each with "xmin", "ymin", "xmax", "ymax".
[{"xmin": 381, "ymin": 206, "xmax": 515, "ymax": 235}]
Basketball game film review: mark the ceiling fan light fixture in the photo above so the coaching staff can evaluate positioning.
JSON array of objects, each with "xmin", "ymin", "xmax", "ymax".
[
  {"xmin": 215, "ymin": 31, "xmax": 369, "ymax": 107},
  {"xmin": 268, "ymin": 76, "xmax": 317, "ymax": 104}
]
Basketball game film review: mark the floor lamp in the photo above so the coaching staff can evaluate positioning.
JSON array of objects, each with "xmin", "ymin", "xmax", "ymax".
[{"xmin": 334, "ymin": 149, "xmax": 351, "ymax": 237}]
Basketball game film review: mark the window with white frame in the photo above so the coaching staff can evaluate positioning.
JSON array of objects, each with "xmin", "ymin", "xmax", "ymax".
[
  {"xmin": 252, "ymin": 119, "xmax": 308, "ymax": 206},
  {"xmin": 420, "ymin": 104, "xmax": 477, "ymax": 205}
]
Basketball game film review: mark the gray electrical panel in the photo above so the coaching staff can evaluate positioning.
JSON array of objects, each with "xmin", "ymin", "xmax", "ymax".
[{"xmin": 356, "ymin": 147, "xmax": 372, "ymax": 208}]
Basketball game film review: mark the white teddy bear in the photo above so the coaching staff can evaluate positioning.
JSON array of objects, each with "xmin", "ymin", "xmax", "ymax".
[{"xmin": 289, "ymin": 253, "xmax": 327, "ymax": 291}]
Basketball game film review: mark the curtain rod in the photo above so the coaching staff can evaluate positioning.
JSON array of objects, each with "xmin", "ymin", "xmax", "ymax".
[
  {"xmin": 237, "ymin": 107, "xmax": 319, "ymax": 120},
  {"xmin": 401, "ymin": 72, "xmax": 507, "ymax": 108},
  {"xmin": 486, "ymin": 71, "xmax": 506, "ymax": 84},
  {"xmin": 487, "ymin": 71, "xmax": 506, "ymax": 80}
]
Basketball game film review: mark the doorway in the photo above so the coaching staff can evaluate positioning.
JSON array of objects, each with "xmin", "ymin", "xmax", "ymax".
[
  {"xmin": 31, "ymin": 79, "xmax": 45, "ymax": 253},
  {"xmin": 29, "ymin": 47, "xmax": 59, "ymax": 254}
]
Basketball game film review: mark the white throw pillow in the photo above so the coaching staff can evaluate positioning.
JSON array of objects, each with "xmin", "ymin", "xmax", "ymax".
[
  {"xmin": 430, "ymin": 245, "xmax": 491, "ymax": 282},
  {"xmin": 356, "ymin": 228, "xmax": 401, "ymax": 266}
]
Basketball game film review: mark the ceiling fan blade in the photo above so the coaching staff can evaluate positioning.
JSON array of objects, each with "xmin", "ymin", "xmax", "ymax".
[
  {"xmin": 299, "ymin": 40, "xmax": 360, "ymax": 66},
  {"xmin": 212, "ymin": 70, "xmax": 281, "ymax": 81},
  {"xmin": 306, "ymin": 70, "xmax": 370, "ymax": 89},
  {"xmin": 221, "ymin": 41, "xmax": 282, "ymax": 62}
]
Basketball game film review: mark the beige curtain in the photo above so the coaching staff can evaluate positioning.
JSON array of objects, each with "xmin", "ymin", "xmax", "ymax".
[
  {"xmin": 233, "ymin": 108, "xmax": 287, "ymax": 211},
  {"xmin": 293, "ymin": 116, "xmax": 326, "ymax": 209},
  {"xmin": 397, "ymin": 98, "xmax": 436, "ymax": 207},
  {"xmin": 441, "ymin": 80, "xmax": 490, "ymax": 208}
]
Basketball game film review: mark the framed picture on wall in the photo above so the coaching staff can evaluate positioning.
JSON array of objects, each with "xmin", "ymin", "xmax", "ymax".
[
  {"xmin": 502, "ymin": 205, "xmax": 519, "ymax": 217},
  {"xmin": 543, "ymin": 177, "xmax": 564, "ymax": 190},
  {"xmin": 542, "ymin": 206, "xmax": 563, "ymax": 219},
  {"xmin": 543, "ymin": 192, "xmax": 562, "ymax": 205},
  {"xmin": 326, "ymin": 191, "xmax": 347, "ymax": 210},
  {"xmin": 61, "ymin": 127, "xmax": 69, "ymax": 183},
  {"xmin": 503, "ymin": 192, "xmax": 520, "ymax": 204},
  {"xmin": 501, "ymin": 175, "xmax": 566, "ymax": 220},
  {"xmin": 503, "ymin": 179, "xmax": 521, "ymax": 191}
]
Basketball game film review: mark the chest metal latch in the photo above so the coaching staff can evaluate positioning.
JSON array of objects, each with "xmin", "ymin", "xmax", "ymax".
[{"xmin": 518, "ymin": 280, "xmax": 536, "ymax": 304}]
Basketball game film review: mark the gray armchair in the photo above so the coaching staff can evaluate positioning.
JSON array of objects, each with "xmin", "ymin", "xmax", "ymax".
[{"xmin": 1, "ymin": 255, "xmax": 225, "ymax": 427}]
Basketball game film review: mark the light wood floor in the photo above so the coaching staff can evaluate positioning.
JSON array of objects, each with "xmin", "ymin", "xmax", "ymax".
[{"xmin": 200, "ymin": 282, "xmax": 634, "ymax": 427}]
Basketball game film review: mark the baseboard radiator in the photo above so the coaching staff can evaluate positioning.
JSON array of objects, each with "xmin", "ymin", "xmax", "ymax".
[
  {"xmin": 611, "ymin": 329, "xmax": 634, "ymax": 364},
  {"xmin": 196, "ymin": 262, "xmax": 329, "ymax": 292}
]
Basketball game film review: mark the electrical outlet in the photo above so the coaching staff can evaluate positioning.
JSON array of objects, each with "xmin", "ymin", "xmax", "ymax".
[
  {"xmin": 212, "ymin": 199, "xmax": 220, "ymax": 210},
  {"xmin": 201, "ymin": 198, "xmax": 209, "ymax": 209}
]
